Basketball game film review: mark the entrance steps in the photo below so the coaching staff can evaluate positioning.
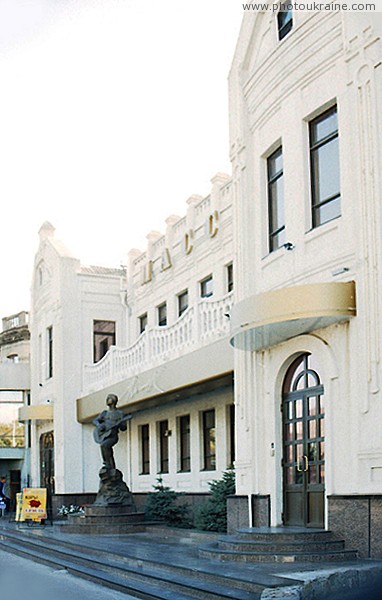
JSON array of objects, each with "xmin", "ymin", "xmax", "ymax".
[
  {"xmin": 199, "ymin": 527, "xmax": 358, "ymax": 563},
  {"xmin": 0, "ymin": 525, "xmax": 301, "ymax": 599}
]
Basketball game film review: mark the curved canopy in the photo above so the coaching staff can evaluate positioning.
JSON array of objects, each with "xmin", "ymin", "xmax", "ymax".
[{"xmin": 230, "ymin": 281, "xmax": 356, "ymax": 351}]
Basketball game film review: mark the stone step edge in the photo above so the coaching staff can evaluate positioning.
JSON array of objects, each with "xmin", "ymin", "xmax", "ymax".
[
  {"xmin": 200, "ymin": 543, "xmax": 358, "ymax": 560},
  {"xmin": 0, "ymin": 539, "xmax": 194, "ymax": 600},
  {"xmin": 235, "ymin": 529, "xmax": 335, "ymax": 539},
  {"xmin": 219, "ymin": 537, "xmax": 345, "ymax": 548},
  {"xmin": 0, "ymin": 532, "xmax": 265, "ymax": 598}
]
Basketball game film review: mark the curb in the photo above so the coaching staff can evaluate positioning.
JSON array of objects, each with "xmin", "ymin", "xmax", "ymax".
[{"xmin": 261, "ymin": 564, "xmax": 382, "ymax": 600}]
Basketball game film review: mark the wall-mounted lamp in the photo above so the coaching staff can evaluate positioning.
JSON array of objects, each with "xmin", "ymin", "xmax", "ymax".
[
  {"xmin": 331, "ymin": 267, "xmax": 350, "ymax": 277},
  {"xmin": 283, "ymin": 242, "xmax": 295, "ymax": 251}
]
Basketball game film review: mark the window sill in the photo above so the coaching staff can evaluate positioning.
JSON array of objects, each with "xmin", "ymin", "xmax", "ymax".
[
  {"xmin": 261, "ymin": 246, "xmax": 285, "ymax": 267},
  {"xmin": 305, "ymin": 217, "xmax": 340, "ymax": 245}
]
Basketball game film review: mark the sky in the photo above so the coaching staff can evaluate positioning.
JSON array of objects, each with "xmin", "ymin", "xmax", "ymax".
[{"xmin": 0, "ymin": 0, "xmax": 244, "ymax": 320}]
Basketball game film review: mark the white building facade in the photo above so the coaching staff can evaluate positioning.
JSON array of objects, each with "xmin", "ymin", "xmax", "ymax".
[
  {"xmin": 22, "ymin": 9, "xmax": 382, "ymax": 558},
  {"xmin": 78, "ymin": 174, "xmax": 235, "ymax": 496},
  {"xmin": 228, "ymin": 10, "xmax": 382, "ymax": 557},
  {"xmin": 26, "ymin": 177, "xmax": 235, "ymax": 505},
  {"xmin": 22, "ymin": 222, "xmax": 126, "ymax": 497}
]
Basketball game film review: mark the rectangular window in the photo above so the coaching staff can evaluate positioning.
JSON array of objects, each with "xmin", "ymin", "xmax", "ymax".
[
  {"xmin": 93, "ymin": 320, "xmax": 116, "ymax": 363},
  {"xmin": 202, "ymin": 409, "xmax": 216, "ymax": 471},
  {"xmin": 139, "ymin": 313, "xmax": 148, "ymax": 334},
  {"xmin": 157, "ymin": 303, "xmax": 167, "ymax": 327},
  {"xmin": 177, "ymin": 290, "xmax": 188, "ymax": 317},
  {"xmin": 226, "ymin": 263, "xmax": 233, "ymax": 293},
  {"xmin": 277, "ymin": 9, "xmax": 293, "ymax": 40},
  {"xmin": 179, "ymin": 415, "xmax": 191, "ymax": 472},
  {"xmin": 140, "ymin": 424, "xmax": 150, "ymax": 475},
  {"xmin": 310, "ymin": 106, "xmax": 340, "ymax": 228},
  {"xmin": 229, "ymin": 404, "xmax": 235, "ymax": 467},
  {"xmin": 47, "ymin": 326, "xmax": 53, "ymax": 378},
  {"xmin": 267, "ymin": 147, "xmax": 285, "ymax": 252},
  {"xmin": 200, "ymin": 275, "xmax": 213, "ymax": 298},
  {"xmin": 158, "ymin": 419, "xmax": 169, "ymax": 474}
]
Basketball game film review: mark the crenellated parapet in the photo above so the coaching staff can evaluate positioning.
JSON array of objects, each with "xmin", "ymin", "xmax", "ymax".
[{"xmin": 124, "ymin": 173, "xmax": 232, "ymax": 299}]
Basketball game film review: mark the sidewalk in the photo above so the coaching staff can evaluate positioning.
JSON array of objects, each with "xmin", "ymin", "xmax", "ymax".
[{"xmin": 1, "ymin": 518, "xmax": 382, "ymax": 599}]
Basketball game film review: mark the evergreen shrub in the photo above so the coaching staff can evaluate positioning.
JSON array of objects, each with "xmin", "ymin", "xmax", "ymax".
[
  {"xmin": 144, "ymin": 477, "xmax": 192, "ymax": 528},
  {"xmin": 194, "ymin": 468, "xmax": 235, "ymax": 532}
]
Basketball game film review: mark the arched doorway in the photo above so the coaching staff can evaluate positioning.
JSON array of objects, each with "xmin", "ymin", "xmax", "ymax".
[{"xmin": 282, "ymin": 354, "xmax": 325, "ymax": 527}]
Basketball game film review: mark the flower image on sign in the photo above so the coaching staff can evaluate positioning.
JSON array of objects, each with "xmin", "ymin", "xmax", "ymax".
[{"xmin": 20, "ymin": 488, "xmax": 47, "ymax": 521}]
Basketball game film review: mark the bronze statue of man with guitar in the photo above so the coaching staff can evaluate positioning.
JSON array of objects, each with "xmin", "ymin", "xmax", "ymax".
[{"xmin": 93, "ymin": 394, "xmax": 132, "ymax": 470}]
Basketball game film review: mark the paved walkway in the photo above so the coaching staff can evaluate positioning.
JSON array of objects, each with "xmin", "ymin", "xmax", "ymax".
[{"xmin": 0, "ymin": 548, "xmax": 137, "ymax": 600}]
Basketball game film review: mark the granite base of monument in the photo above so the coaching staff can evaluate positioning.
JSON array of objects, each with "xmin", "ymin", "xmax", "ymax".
[{"xmin": 60, "ymin": 467, "xmax": 147, "ymax": 534}]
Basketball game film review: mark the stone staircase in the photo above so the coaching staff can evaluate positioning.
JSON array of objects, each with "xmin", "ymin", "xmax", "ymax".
[
  {"xmin": 199, "ymin": 527, "xmax": 358, "ymax": 563},
  {"xmin": 0, "ymin": 525, "xmax": 301, "ymax": 599}
]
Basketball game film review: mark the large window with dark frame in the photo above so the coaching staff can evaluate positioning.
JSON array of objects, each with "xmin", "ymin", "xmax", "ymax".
[
  {"xmin": 93, "ymin": 320, "xmax": 116, "ymax": 363},
  {"xmin": 267, "ymin": 147, "xmax": 286, "ymax": 252},
  {"xmin": 200, "ymin": 275, "xmax": 213, "ymax": 298},
  {"xmin": 177, "ymin": 290, "xmax": 189, "ymax": 317},
  {"xmin": 229, "ymin": 404, "xmax": 235, "ymax": 467},
  {"xmin": 47, "ymin": 326, "xmax": 53, "ymax": 378},
  {"xmin": 139, "ymin": 313, "xmax": 148, "ymax": 334},
  {"xmin": 202, "ymin": 409, "xmax": 216, "ymax": 471},
  {"xmin": 310, "ymin": 106, "xmax": 341, "ymax": 228},
  {"xmin": 179, "ymin": 415, "xmax": 191, "ymax": 472},
  {"xmin": 277, "ymin": 8, "xmax": 293, "ymax": 40},
  {"xmin": 140, "ymin": 424, "xmax": 150, "ymax": 475},
  {"xmin": 157, "ymin": 302, "xmax": 167, "ymax": 327},
  {"xmin": 226, "ymin": 263, "xmax": 234, "ymax": 293},
  {"xmin": 158, "ymin": 419, "xmax": 169, "ymax": 474}
]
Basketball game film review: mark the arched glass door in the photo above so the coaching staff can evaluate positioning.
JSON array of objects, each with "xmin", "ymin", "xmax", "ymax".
[{"xmin": 282, "ymin": 354, "xmax": 325, "ymax": 527}]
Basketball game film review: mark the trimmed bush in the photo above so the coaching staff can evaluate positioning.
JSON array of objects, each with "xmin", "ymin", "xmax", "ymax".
[
  {"xmin": 144, "ymin": 477, "xmax": 192, "ymax": 528},
  {"xmin": 194, "ymin": 469, "xmax": 235, "ymax": 532}
]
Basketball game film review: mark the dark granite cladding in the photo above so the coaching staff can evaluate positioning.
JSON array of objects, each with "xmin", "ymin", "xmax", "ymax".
[
  {"xmin": 53, "ymin": 491, "xmax": 209, "ymax": 522},
  {"xmin": 52, "ymin": 493, "xmax": 96, "ymax": 519},
  {"xmin": 251, "ymin": 494, "xmax": 271, "ymax": 527},
  {"xmin": 328, "ymin": 495, "xmax": 382, "ymax": 558},
  {"xmin": 370, "ymin": 497, "xmax": 382, "ymax": 558},
  {"xmin": 328, "ymin": 496, "xmax": 369, "ymax": 558},
  {"xmin": 227, "ymin": 495, "xmax": 249, "ymax": 533}
]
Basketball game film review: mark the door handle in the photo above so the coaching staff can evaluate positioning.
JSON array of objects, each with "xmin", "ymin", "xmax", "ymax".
[
  {"xmin": 302, "ymin": 455, "xmax": 308, "ymax": 472},
  {"xmin": 297, "ymin": 455, "xmax": 308, "ymax": 472}
]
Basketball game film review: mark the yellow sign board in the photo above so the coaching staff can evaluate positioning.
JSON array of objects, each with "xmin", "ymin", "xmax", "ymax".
[{"xmin": 20, "ymin": 488, "xmax": 47, "ymax": 521}]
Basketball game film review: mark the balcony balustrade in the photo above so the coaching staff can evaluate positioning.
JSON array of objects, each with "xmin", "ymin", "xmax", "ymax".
[{"xmin": 83, "ymin": 293, "xmax": 233, "ymax": 394}]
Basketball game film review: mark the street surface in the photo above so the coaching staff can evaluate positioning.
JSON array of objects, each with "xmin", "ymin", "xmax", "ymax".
[{"xmin": 0, "ymin": 549, "xmax": 138, "ymax": 600}]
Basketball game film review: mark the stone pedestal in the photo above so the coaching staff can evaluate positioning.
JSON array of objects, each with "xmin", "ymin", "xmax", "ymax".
[
  {"xmin": 93, "ymin": 467, "xmax": 136, "ymax": 511},
  {"xmin": 59, "ymin": 467, "xmax": 146, "ymax": 534},
  {"xmin": 63, "ymin": 508, "xmax": 147, "ymax": 534}
]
